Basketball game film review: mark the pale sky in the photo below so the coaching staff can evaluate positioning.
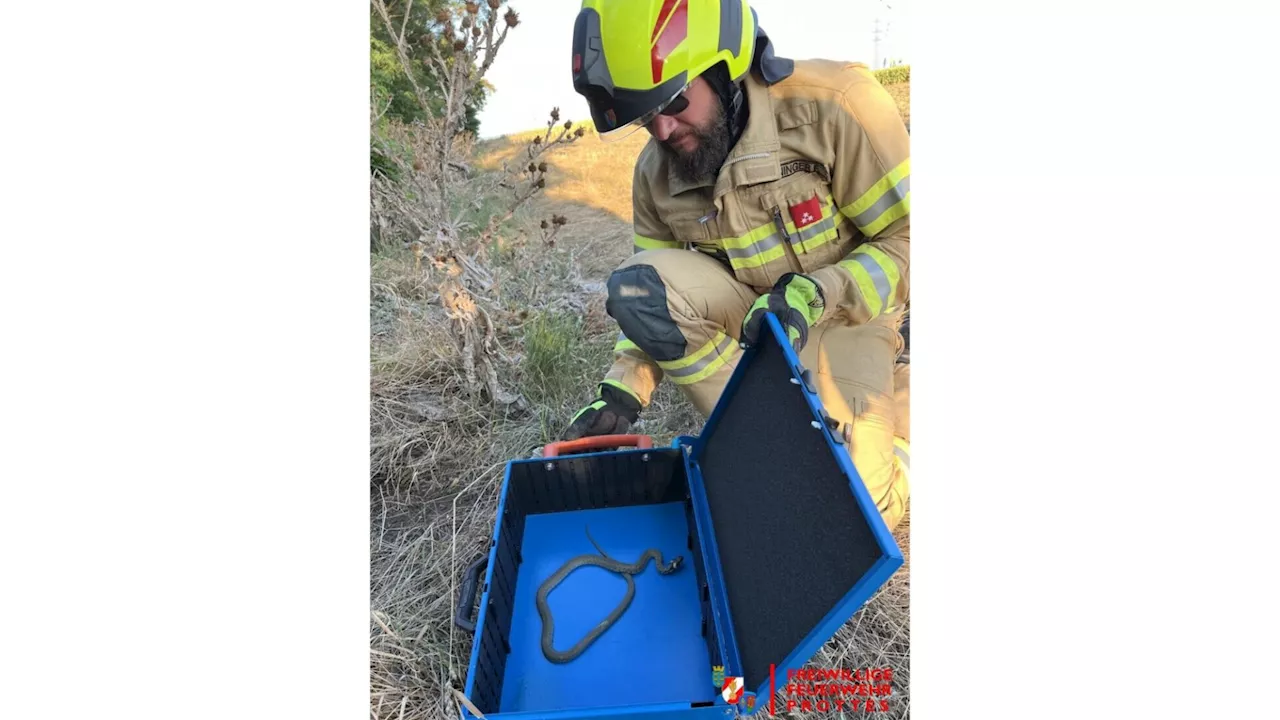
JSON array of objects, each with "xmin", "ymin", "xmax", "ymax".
[{"xmin": 475, "ymin": 0, "xmax": 911, "ymax": 138}]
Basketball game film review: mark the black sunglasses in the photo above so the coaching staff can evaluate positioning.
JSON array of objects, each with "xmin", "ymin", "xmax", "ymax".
[{"xmin": 659, "ymin": 91, "xmax": 689, "ymax": 117}]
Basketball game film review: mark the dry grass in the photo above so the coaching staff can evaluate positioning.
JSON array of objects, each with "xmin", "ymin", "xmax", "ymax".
[
  {"xmin": 478, "ymin": 122, "xmax": 646, "ymax": 224},
  {"xmin": 372, "ymin": 82, "xmax": 912, "ymax": 720},
  {"xmin": 370, "ymin": 236, "xmax": 616, "ymax": 720},
  {"xmin": 807, "ymin": 516, "xmax": 911, "ymax": 719},
  {"xmin": 475, "ymin": 122, "xmax": 649, "ymax": 280}
]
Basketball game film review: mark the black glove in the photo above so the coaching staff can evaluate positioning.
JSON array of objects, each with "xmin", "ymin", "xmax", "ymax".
[
  {"xmin": 741, "ymin": 273, "xmax": 826, "ymax": 353},
  {"xmin": 561, "ymin": 382, "xmax": 642, "ymax": 441}
]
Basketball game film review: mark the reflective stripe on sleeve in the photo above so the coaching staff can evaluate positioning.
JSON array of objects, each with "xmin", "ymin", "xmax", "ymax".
[
  {"xmin": 837, "ymin": 245, "xmax": 901, "ymax": 320},
  {"xmin": 840, "ymin": 158, "xmax": 910, "ymax": 236}
]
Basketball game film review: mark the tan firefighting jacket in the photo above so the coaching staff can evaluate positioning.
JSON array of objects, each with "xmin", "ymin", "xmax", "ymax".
[{"xmin": 609, "ymin": 59, "xmax": 910, "ymax": 408}]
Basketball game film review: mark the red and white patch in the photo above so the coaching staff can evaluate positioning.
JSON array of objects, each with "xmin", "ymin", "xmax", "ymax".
[
  {"xmin": 722, "ymin": 676, "xmax": 744, "ymax": 704},
  {"xmin": 789, "ymin": 194, "xmax": 824, "ymax": 230}
]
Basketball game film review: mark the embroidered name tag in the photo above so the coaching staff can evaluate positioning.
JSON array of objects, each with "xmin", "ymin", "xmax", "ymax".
[{"xmin": 780, "ymin": 159, "xmax": 831, "ymax": 182}]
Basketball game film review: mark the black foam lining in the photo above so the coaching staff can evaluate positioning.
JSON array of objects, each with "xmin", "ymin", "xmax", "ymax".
[
  {"xmin": 508, "ymin": 448, "xmax": 686, "ymax": 515},
  {"xmin": 696, "ymin": 336, "xmax": 883, "ymax": 690},
  {"xmin": 471, "ymin": 479, "xmax": 528, "ymax": 713}
]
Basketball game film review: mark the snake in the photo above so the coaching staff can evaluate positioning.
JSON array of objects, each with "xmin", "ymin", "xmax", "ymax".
[{"xmin": 536, "ymin": 525, "xmax": 684, "ymax": 664}]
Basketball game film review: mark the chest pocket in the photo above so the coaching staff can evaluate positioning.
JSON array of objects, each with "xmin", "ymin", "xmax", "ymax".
[
  {"xmin": 760, "ymin": 168, "xmax": 848, "ymax": 273},
  {"xmin": 716, "ymin": 168, "xmax": 846, "ymax": 290},
  {"xmin": 665, "ymin": 211, "xmax": 712, "ymax": 246}
]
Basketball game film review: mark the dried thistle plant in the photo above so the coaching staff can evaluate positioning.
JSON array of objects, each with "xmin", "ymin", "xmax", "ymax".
[
  {"xmin": 537, "ymin": 213, "xmax": 569, "ymax": 247},
  {"xmin": 371, "ymin": 0, "xmax": 540, "ymax": 409},
  {"xmin": 482, "ymin": 106, "xmax": 585, "ymax": 234},
  {"xmin": 371, "ymin": 1, "xmax": 583, "ymax": 408}
]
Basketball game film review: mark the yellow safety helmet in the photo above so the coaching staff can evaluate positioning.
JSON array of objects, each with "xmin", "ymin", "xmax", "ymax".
[{"xmin": 571, "ymin": 0, "xmax": 756, "ymax": 141}]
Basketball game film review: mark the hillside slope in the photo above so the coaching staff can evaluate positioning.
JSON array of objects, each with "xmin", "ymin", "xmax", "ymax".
[{"xmin": 370, "ymin": 80, "xmax": 911, "ymax": 720}]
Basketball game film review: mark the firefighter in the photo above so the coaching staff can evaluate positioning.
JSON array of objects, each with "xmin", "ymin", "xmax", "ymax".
[{"xmin": 564, "ymin": 0, "xmax": 910, "ymax": 530}]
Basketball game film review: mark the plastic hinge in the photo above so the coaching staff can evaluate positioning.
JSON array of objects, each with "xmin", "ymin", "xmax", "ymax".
[
  {"xmin": 800, "ymin": 368, "xmax": 818, "ymax": 394},
  {"xmin": 822, "ymin": 412, "xmax": 845, "ymax": 445}
]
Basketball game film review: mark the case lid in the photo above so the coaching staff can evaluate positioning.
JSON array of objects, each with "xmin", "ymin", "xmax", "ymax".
[{"xmin": 688, "ymin": 314, "xmax": 904, "ymax": 709}]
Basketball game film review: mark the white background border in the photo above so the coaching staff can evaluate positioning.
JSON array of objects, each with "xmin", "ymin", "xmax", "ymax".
[{"xmin": 2, "ymin": 1, "xmax": 1278, "ymax": 718}]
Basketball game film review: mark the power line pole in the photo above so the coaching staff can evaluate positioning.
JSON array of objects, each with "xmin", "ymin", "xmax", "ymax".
[{"xmin": 873, "ymin": 17, "xmax": 882, "ymax": 68}]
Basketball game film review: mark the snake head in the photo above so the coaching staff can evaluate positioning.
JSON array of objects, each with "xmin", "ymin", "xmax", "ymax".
[{"xmin": 667, "ymin": 556, "xmax": 684, "ymax": 572}]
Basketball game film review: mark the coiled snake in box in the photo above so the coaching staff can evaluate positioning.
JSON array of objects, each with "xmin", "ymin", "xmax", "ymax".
[{"xmin": 537, "ymin": 526, "xmax": 684, "ymax": 663}]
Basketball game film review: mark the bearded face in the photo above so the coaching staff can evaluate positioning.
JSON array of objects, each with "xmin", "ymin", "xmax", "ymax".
[{"xmin": 645, "ymin": 76, "xmax": 735, "ymax": 185}]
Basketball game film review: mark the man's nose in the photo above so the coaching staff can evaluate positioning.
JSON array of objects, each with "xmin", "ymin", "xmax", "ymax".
[{"xmin": 648, "ymin": 114, "xmax": 677, "ymax": 141}]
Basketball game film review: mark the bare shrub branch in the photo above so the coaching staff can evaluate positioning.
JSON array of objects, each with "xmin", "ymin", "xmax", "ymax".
[{"xmin": 369, "ymin": 0, "xmax": 592, "ymax": 416}]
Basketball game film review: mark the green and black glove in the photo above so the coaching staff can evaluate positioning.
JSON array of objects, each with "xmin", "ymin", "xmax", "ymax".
[
  {"xmin": 741, "ymin": 273, "xmax": 826, "ymax": 353},
  {"xmin": 561, "ymin": 381, "xmax": 642, "ymax": 441}
]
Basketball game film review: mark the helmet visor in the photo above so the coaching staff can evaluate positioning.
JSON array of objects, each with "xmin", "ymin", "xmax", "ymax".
[{"xmin": 598, "ymin": 82, "xmax": 692, "ymax": 143}]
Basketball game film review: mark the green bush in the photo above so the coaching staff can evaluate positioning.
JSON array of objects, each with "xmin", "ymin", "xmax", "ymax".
[
  {"xmin": 370, "ymin": 139, "xmax": 404, "ymax": 183},
  {"xmin": 874, "ymin": 65, "xmax": 910, "ymax": 85},
  {"xmin": 370, "ymin": 113, "xmax": 415, "ymax": 184},
  {"xmin": 521, "ymin": 312, "xmax": 589, "ymax": 406}
]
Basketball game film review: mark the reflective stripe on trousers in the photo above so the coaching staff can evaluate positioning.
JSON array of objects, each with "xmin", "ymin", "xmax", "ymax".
[{"xmin": 655, "ymin": 331, "xmax": 741, "ymax": 386}]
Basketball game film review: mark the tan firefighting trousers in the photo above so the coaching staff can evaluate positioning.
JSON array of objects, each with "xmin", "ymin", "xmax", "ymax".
[{"xmin": 604, "ymin": 249, "xmax": 910, "ymax": 531}]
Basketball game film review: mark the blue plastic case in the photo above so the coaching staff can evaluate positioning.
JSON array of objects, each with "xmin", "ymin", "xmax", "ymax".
[{"xmin": 457, "ymin": 314, "xmax": 905, "ymax": 719}]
